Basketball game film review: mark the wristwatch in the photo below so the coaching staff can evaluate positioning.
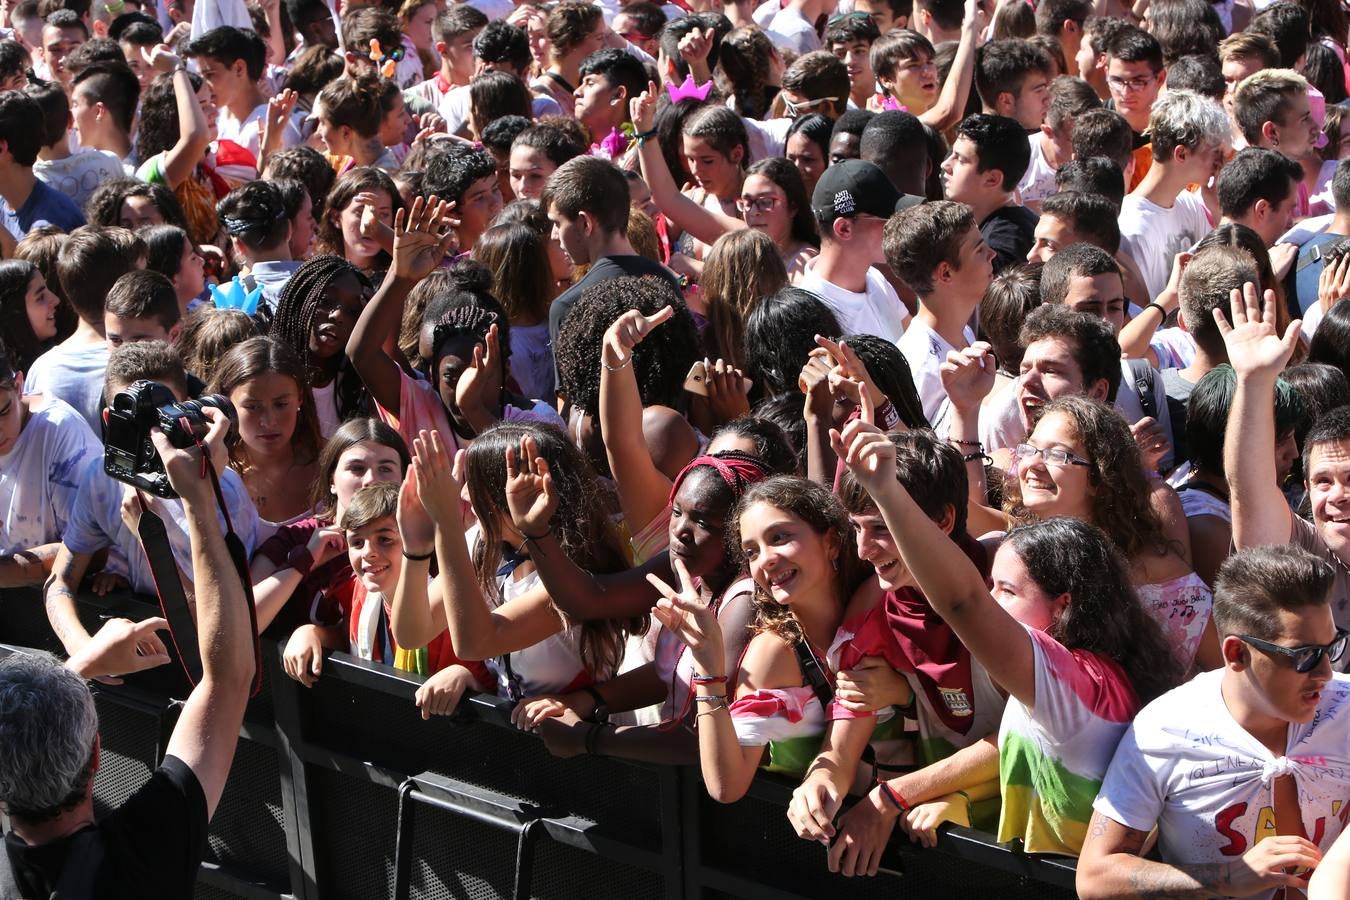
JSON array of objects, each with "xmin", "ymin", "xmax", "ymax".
[{"xmin": 583, "ymin": 685, "xmax": 609, "ymax": 724}]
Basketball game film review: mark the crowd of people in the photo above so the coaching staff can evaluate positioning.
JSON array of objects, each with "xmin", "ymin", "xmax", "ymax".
[{"xmin": 3, "ymin": 0, "xmax": 1350, "ymax": 893}]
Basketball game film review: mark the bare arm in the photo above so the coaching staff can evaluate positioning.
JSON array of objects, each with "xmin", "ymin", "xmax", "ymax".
[
  {"xmin": 44, "ymin": 545, "xmax": 94, "ymax": 655},
  {"xmin": 837, "ymin": 420, "xmax": 1037, "ymax": 706},
  {"xmin": 155, "ymin": 55, "xmax": 211, "ymax": 190},
  {"xmin": 160, "ymin": 414, "xmax": 256, "ymax": 820},
  {"xmin": 919, "ymin": 0, "xmax": 979, "ymax": 133},
  {"xmin": 598, "ymin": 308, "xmax": 678, "ymax": 537},
  {"xmin": 0, "ymin": 544, "xmax": 61, "ymax": 587},
  {"xmin": 1219, "ymin": 284, "xmax": 1301, "ymax": 550}
]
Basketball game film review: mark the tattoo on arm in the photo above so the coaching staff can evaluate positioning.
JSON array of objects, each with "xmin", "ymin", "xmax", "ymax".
[{"xmin": 1124, "ymin": 862, "xmax": 1229, "ymax": 899}]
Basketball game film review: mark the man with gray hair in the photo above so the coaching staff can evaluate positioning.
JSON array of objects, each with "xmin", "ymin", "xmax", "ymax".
[
  {"xmin": 1118, "ymin": 89, "xmax": 1230, "ymax": 302},
  {"xmin": 0, "ymin": 408, "xmax": 254, "ymax": 896}
]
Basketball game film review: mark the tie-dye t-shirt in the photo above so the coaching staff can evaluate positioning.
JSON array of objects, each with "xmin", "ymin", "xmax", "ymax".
[
  {"xmin": 997, "ymin": 626, "xmax": 1139, "ymax": 856},
  {"xmin": 1095, "ymin": 669, "xmax": 1350, "ymax": 896},
  {"xmin": 0, "ymin": 399, "xmax": 99, "ymax": 554}
]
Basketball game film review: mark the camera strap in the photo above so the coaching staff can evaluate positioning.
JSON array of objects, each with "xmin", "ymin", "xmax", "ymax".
[{"xmin": 134, "ymin": 457, "xmax": 263, "ymax": 697}]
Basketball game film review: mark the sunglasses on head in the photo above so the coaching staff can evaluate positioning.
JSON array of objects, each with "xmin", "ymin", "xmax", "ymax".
[{"xmin": 1239, "ymin": 628, "xmax": 1349, "ymax": 673}]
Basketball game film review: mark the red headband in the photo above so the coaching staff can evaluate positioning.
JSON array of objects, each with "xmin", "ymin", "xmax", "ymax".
[{"xmin": 668, "ymin": 453, "xmax": 769, "ymax": 506}]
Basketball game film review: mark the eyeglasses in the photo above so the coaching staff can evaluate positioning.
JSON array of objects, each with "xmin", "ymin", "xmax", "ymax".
[
  {"xmin": 1013, "ymin": 443, "xmax": 1092, "ymax": 468},
  {"xmin": 1106, "ymin": 74, "xmax": 1156, "ymax": 93},
  {"xmin": 782, "ymin": 95, "xmax": 835, "ymax": 118},
  {"xmin": 736, "ymin": 195, "xmax": 782, "ymax": 214},
  {"xmin": 827, "ymin": 11, "xmax": 875, "ymax": 26},
  {"xmin": 1239, "ymin": 629, "xmax": 1349, "ymax": 673}
]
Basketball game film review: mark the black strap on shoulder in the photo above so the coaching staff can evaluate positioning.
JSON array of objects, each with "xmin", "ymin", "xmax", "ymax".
[
  {"xmin": 135, "ymin": 460, "xmax": 263, "ymax": 697},
  {"xmin": 1127, "ymin": 358, "xmax": 1159, "ymax": 422},
  {"xmin": 792, "ymin": 639, "xmax": 833, "ymax": 711}
]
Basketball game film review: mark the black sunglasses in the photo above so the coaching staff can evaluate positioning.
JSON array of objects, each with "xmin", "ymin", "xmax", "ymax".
[{"xmin": 1239, "ymin": 628, "xmax": 1350, "ymax": 673}]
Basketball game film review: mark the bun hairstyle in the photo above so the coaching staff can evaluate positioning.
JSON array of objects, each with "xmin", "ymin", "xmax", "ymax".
[{"xmin": 318, "ymin": 72, "xmax": 386, "ymax": 138}]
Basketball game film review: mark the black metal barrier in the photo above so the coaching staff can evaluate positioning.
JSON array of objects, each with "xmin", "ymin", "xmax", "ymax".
[{"xmin": 0, "ymin": 588, "xmax": 1079, "ymax": 900}]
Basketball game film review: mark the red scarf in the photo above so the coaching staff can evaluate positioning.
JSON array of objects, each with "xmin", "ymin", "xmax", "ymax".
[{"xmin": 884, "ymin": 532, "xmax": 989, "ymax": 734}]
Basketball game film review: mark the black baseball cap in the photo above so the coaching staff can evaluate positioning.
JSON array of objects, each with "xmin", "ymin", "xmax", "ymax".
[{"xmin": 810, "ymin": 159, "xmax": 923, "ymax": 222}]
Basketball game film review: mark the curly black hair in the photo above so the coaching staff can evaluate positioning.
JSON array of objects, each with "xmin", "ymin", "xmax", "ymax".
[
  {"xmin": 84, "ymin": 178, "xmax": 187, "ymax": 231},
  {"xmin": 422, "ymin": 142, "xmax": 498, "ymax": 205},
  {"xmin": 554, "ymin": 275, "xmax": 697, "ymax": 415},
  {"xmin": 135, "ymin": 69, "xmax": 203, "ymax": 166}
]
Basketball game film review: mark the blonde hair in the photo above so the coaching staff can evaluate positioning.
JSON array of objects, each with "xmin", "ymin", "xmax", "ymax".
[{"xmin": 700, "ymin": 230, "xmax": 787, "ymax": 369}]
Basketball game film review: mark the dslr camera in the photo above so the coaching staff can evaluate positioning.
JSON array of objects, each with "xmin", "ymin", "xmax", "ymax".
[{"xmin": 104, "ymin": 380, "xmax": 237, "ymax": 498}]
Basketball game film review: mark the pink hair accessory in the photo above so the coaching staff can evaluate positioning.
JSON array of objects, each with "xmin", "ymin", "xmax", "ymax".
[{"xmin": 665, "ymin": 74, "xmax": 713, "ymax": 103}]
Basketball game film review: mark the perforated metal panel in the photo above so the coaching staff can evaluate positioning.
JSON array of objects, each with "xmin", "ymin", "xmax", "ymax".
[
  {"xmin": 89, "ymin": 696, "xmax": 157, "ymax": 816},
  {"xmin": 204, "ymin": 736, "xmax": 290, "ymax": 889}
]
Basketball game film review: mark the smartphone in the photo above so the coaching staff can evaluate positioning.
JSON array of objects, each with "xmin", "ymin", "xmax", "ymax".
[{"xmin": 683, "ymin": 361, "xmax": 753, "ymax": 396}]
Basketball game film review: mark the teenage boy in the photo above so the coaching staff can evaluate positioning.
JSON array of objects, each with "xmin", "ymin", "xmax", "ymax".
[
  {"xmin": 1295, "ymin": 158, "xmax": 1350, "ymax": 314},
  {"xmin": 1249, "ymin": 1, "xmax": 1310, "ymax": 71},
  {"xmin": 26, "ymin": 78, "xmax": 123, "ymax": 209},
  {"xmin": 797, "ymin": 160, "xmax": 913, "ymax": 344},
  {"xmin": 940, "ymin": 113, "xmax": 1038, "ymax": 273},
  {"xmin": 1233, "ymin": 69, "xmax": 1322, "ymax": 166},
  {"xmin": 611, "ymin": 3, "xmax": 665, "ymax": 60},
  {"xmin": 405, "ymin": 5, "xmax": 490, "ymax": 122},
  {"xmin": 886, "ymin": 199, "xmax": 994, "ymax": 428},
  {"xmin": 24, "ymin": 226, "xmax": 140, "ymax": 434},
  {"xmin": 103, "ymin": 270, "xmax": 183, "ymax": 350},
  {"xmin": 1118, "ymin": 90, "xmax": 1229, "ymax": 303},
  {"xmin": 826, "ymin": 11, "xmax": 881, "ymax": 111},
  {"xmin": 69, "ymin": 61, "xmax": 139, "ymax": 169},
  {"xmin": 1156, "ymin": 244, "xmax": 1259, "ymax": 463},
  {"xmin": 1218, "ymin": 31, "xmax": 1279, "ymax": 119},
  {"xmin": 543, "ymin": 155, "xmax": 682, "ymax": 356},
  {"xmin": 38, "ymin": 9, "xmax": 86, "ymax": 87},
  {"xmin": 422, "ymin": 143, "xmax": 503, "ymax": 252},
  {"xmin": 0, "ymin": 344, "xmax": 100, "ymax": 588},
  {"xmin": 1078, "ymin": 546, "xmax": 1350, "ymax": 899},
  {"xmin": 116, "ymin": 17, "xmax": 161, "ymax": 90},
  {"xmin": 44, "ymin": 340, "xmax": 260, "ymax": 664},
  {"xmin": 1223, "ymin": 284, "xmax": 1350, "ymax": 631},
  {"xmin": 1018, "ymin": 76, "xmax": 1100, "ymax": 212},
  {"xmin": 0, "ymin": 91, "xmax": 84, "ymax": 243},
  {"xmin": 186, "ymin": 26, "xmax": 302, "ymax": 159},
  {"xmin": 1030, "ymin": 190, "xmax": 1151, "ymax": 311},
  {"xmin": 572, "ymin": 48, "xmax": 646, "ymax": 150},
  {"xmin": 860, "ymin": 111, "xmax": 929, "ymax": 198},
  {"xmin": 1103, "ymin": 26, "xmax": 1165, "ymax": 145},
  {"xmin": 974, "ymin": 39, "xmax": 1053, "ymax": 133},
  {"xmin": 1069, "ymin": 108, "xmax": 1137, "ymax": 189},
  {"xmin": 1217, "ymin": 147, "xmax": 1304, "ymax": 248},
  {"xmin": 217, "ymin": 181, "xmax": 297, "ymax": 316},
  {"xmin": 788, "ymin": 429, "xmax": 1007, "ymax": 868},
  {"xmin": 913, "ymin": 0, "xmax": 962, "ymax": 45},
  {"xmin": 1034, "ymin": 0, "xmax": 1091, "ymax": 69},
  {"xmin": 280, "ymin": 481, "xmax": 492, "ymax": 706},
  {"xmin": 853, "ymin": 0, "xmax": 909, "ymax": 33}
]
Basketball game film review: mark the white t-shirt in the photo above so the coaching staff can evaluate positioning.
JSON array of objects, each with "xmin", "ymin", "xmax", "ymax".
[
  {"xmin": 766, "ymin": 5, "xmax": 821, "ymax": 53},
  {"xmin": 311, "ymin": 382, "xmax": 340, "ymax": 439},
  {"xmin": 897, "ymin": 317, "xmax": 973, "ymax": 433},
  {"xmin": 1119, "ymin": 190, "xmax": 1211, "ymax": 304},
  {"xmin": 0, "ymin": 398, "xmax": 99, "ymax": 554},
  {"xmin": 216, "ymin": 102, "xmax": 305, "ymax": 161},
  {"xmin": 23, "ymin": 342, "xmax": 109, "ymax": 437},
  {"xmin": 1095, "ymin": 669, "xmax": 1350, "ymax": 898},
  {"xmin": 744, "ymin": 116, "xmax": 795, "ymax": 163},
  {"xmin": 1016, "ymin": 134, "xmax": 1057, "ymax": 212},
  {"xmin": 34, "ymin": 148, "xmax": 126, "ymax": 210},
  {"xmin": 61, "ymin": 456, "xmax": 261, "ymax": 595},
  {"xmin": 795, "ymin": 257, "xmax": 910, "ymax": 344},
  {"xmin": 753, "ymin": 0, "xmax": 780, "ymax": 26}
]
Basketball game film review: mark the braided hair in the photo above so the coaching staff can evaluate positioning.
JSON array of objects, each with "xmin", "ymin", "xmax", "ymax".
[{"xmin": 271, "ymin": 254, "xmax": 371, "ymax": 424}]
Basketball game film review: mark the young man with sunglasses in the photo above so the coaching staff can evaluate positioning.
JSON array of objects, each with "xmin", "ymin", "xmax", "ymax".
[{"xmin": 1077, "ymin": 544, "xmax": 1350, "ymax": 899}]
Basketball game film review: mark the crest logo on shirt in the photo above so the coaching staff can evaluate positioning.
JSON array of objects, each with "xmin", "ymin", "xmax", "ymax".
[
  {"xmin": 833, "ymin": 190, "xmax": 855, "ymax": 215},
  {"xmin": 938, "ymin": 687, "xmax": 973, "ymax": 716}
]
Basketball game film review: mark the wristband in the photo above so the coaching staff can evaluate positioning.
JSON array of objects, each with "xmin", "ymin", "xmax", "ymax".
[
  {"xmin": 633, "ymin": 127, "xmax": 657, "ymax": 143},
  {"xmin": 402, "ymin": 547, "xmax": 434, "ymax": 561},
  {"xmin": 877, "ymin": 781, "xmax": 910, "ymax": 812},
  {"xmin": 286, "ymin": 545, "xmax": 316, "ymax": 577},
  {"xmin": 521, "ymin": 527, "xmax": 551, "ymax": 543},
  {"xmin": 691, "ymin": 674, "xmax": 727, "ymax": 684},
  {"xmin": 1145, "ymin": 302, "xmax": 1168, "ymax": 321}
]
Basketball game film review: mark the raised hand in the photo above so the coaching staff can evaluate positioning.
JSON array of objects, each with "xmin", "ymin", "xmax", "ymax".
[
  {"xmin": 1130, "ymin": 416, "xmax": 1169, "ymax": 475},
  {"xmin": 703, "ymin": 357, "xmax": 752, "ymax": 423},
  {"xmin": 1319, "ymin": 252, "xmax": 1350, "ymax": 314},
  {"xmin": 678, "ymin": 26, "xmax": 713, "ymax": 66},
  {"xmin": 454, "ymin": 323, "xmax": 503, "ymax": 428},
  {"xmin": 396, "ymin": 471, "xmax": 435, "ymax": 557},
  {"xmin": 391, "ymin": 195, "xmax": 459, "ymax": 281},
  {"xmin": 815, "ymin": 336, "xmax": 886, "ymax": 412},
  {"xmin": 830, "ymin": 416, "xmax": 896, "ymax": 498},
  {"xmin": 647, "ymin": 557, "xmax": 725, "ymax": 677},
  {"xmin": 142, "ymin": 42, "xmax": 182, "ymax": 74},
  {"xmin": 504, "ymin": 435, "xmax": 557, "ymax": 538},
  {"xmin": 1214, "ymin": 281, "xmax": 1302, "ymax": 381},
  {"xmin": 258, "ymin": 88, "xmax": 298, "ymax": 171},
  {"xmin": 603, "ymin": 305, "xmax": 673, "ymax": 369},
  {"xmin": 304, "ymin": 524, "xmax": 347, "ymax": 569},
  {"xmin": 411, "ymin": 430, "xmax": 464, "ymax": 526},
  {"xmin": 629, "ymin": 80, "xmax": 660, "ymax": 135},
  {"xmin": 939, "ymin": 342, "xmax": 996, "ymax": 413}
]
